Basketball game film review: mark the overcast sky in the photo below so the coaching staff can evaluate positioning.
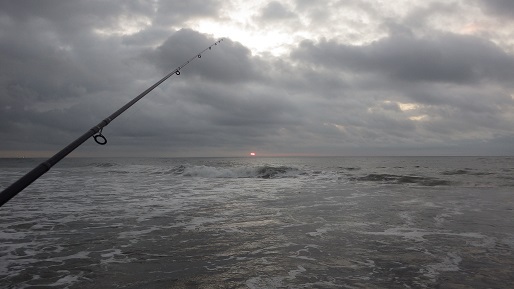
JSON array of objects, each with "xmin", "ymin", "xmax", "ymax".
[{"xmin": 1, "ymin": 0, "xmax": 514, "ymax": 157}]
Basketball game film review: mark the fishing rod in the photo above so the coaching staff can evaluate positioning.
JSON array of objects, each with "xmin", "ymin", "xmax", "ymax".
[{"xmin": 0, "ymin": 38, "xmax": 225, "ymax": 208}]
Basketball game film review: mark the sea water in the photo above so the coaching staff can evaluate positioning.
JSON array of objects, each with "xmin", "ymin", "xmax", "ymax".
[{"xmin": 0, "ymin": 157, "xmax": 513, "ymax": 288}]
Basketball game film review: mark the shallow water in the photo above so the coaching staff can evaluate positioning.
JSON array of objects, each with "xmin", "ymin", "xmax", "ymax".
[{"xmin": 1, "ymin": 157, "xmax": 513, "ymax": 288}]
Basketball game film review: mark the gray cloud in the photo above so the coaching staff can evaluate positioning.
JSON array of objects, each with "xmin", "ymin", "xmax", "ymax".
[
  {"xmin": 259, "ymin": 1, "xmax": 296, "ymax": 20},
  {"xmin": 147, "ymin": 29, "xmax": 261, "ymax": 83},
  {"xmin": 154, "ymin": 0, "xmax": 222, "ymax": 26},
  {"xmin": 288, "ymin": 28, "xmax": 514, "ymax": 154},
  {"xmin": 292, "ymin": 32, "xmax": 514, "ymax": 85},
  {"xmin": 478, "ymin": 0, "xmax": 514, "ymax": 17},
  {"xmin": 1, "ymin": 0, "xmax": 514, "ymax": 157},
  {"xmin": 0, "ymin": 0, "xmax": 151, "ymax": 38}
]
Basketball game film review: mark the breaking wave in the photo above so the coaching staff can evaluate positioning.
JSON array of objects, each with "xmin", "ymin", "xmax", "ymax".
[
  {"xmin": 441, "ymin": 169, "xmax": 493, "ymax": 176},
  {"xmin": 90, "ymin": 162, "xmax": 119, "ymax": 168},
  {"xmin": 353, "ymin": 174, "xmax": 452, "ymax": 186},
  {"xmin": 171, "ymin": 164, "xmax": 301, "ymax": 179}
]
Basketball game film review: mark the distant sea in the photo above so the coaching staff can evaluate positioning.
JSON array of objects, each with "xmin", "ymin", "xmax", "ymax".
[{"xmin": 1, "ymin": 157, "xmax": 513, "ymax": 288}]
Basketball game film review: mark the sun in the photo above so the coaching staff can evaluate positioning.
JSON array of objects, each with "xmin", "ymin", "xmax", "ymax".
[
  {"xmin": 191, "ymin": 1, "xmax": 298, "ymax": 56},
  {"xmin": 250, "ymin": 152, "xmax": 256, "ymax": 156}
]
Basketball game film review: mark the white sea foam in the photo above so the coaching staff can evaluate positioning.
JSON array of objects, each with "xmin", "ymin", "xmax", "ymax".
[
  {"xmin": 178, "ymin": 164, "xmax": 302, "ymax": 179},
  {"xmin": 371, "ymin": 227, "xmax": 428, "ymax": 242},
  {"xmin": 246, "ymin": 276, "xmax": 285, "ymax": 289},
  {"xmin": 245, "ymin": 265, "xmax": 307, "ymax": 289},
  {"xmin": 306, "ymin": 225, "xmax": 331, "ymax": 237},
  {"xmin": 182, "ymin": 165, "xmax": 249, "ymax": 178},
  {"xmin": 46, "ymin": 273, "xmax": 83, "ymax": 287},
  {"xmin": 420, "ymin": 252, "xmax": 462, "ymax": 282},
  {"xmin": 361, "ymin": 227, "xmax": 494, "ymax": 245}
]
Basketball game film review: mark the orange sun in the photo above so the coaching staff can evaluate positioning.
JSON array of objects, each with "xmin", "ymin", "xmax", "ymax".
[{"xmin": 250, "ymin": 152, "xmax": 256, "ymax": 156}]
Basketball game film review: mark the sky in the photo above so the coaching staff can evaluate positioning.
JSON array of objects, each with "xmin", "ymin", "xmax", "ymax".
[{"xmin": 1, "ymin": 0, "xmax": 514, "ymax": 157}]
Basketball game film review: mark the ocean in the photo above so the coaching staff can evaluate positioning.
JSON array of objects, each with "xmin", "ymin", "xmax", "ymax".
[{"xmin": 1, "ymin": 156, "xmax": 513, "ymax": 288}]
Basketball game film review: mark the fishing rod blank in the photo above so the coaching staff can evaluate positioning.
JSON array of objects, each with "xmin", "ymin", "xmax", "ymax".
[{"xmin": 0, "ymin": 38, "xmax": 224, "ymax": 208}]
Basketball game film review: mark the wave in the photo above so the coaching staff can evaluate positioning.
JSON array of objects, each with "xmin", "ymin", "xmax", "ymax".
[
  {"xmin": 90, "ymin": 162, "xmax": 119, "ymax": 168},
  {"xmin": 338, "ymin": 166, "xmax": 361, "ymax": 171},
  {"xmin": 353, "ymin": 173, "xmax": 452, "ymax": 186},
  {"xmin": 441, "ymin": 169, "xmax": 470, "ymax": 175},
  {"xmin": 171, "ymin": 164, "xmax": 301, "ymax": 179},
  {"xmin": 441, "ymin": 169, "xmax": 493, "ymax": 176}
]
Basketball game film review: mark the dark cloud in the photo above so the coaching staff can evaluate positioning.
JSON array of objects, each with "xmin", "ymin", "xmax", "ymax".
[
  {"xmin": 147, "ymin": 29, "xmax": 261, "ymax": 83},
  {"xmin": 292, "ymin": 32, "xmax": 514, "ymax": 85},
  {"xmin": 0, "ymin": 0, "xmax": 151, "ymax": 37}
]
